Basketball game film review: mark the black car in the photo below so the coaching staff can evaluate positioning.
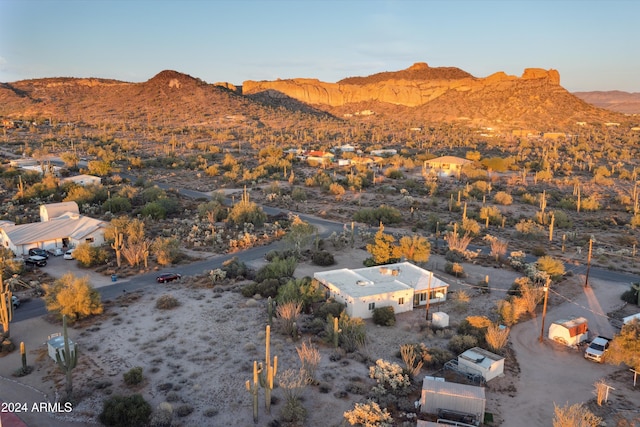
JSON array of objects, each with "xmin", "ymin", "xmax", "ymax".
[
  {"xmin": 25, "ymin": 255, "xmax": 47, "ymax": 267},
  {"xmin": 156, "ymin": 273, "xmax": 181, "ymax": 283},
  {"xmin": 28, "ymin": 248, "xmax": 49, "ymax": 258}
]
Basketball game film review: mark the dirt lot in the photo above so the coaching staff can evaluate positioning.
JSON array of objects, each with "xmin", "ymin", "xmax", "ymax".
[{"xmin": 1, "ymin": 246, "xmax": 639, "ymax": 427}]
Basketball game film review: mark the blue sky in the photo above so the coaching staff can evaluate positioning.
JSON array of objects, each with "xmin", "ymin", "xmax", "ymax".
[{"xmin": 1, "ymin": 0, "xmax": 638, "ymax": 92}]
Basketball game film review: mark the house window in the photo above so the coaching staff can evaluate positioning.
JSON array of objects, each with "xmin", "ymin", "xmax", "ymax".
[
  {"xmin": 419, "ymin": 293, "xmax": 427, "ymax": 302},
  {"xmin": 85, "ymin": 237, "xmax": 94, "ymax": 243},
  {"xmin": 398, "ymin": 297, "xmax": 404, "ymax": 305},
  {"xmin": 368, "ymin": 302, "xmax": 375, "ymax": 310}
]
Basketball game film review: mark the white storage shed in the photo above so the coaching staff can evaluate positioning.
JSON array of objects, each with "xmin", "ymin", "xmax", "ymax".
[{"xmin": 458, "ymin": 347, "xmax": 504, "ymax": 382}]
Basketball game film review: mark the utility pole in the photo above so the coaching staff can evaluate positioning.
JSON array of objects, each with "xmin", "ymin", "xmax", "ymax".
[
  {"xmin": 539, "ymin": 278, "xmax": 551, "ymax": 343},
  {"xmin": 585, "ymin": 238, "xmax": 593, "ymax": 288},
  {"xmin": 425, "ymin": 272, "xmax": 433, "ymax": 321}
]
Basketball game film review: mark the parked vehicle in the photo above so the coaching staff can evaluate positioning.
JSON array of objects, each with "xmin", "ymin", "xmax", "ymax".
[
  {"xmin": 63, "ymin": 249, "xmax": 75, "ymax": 260},
  {"xmin": 156, "ymin": 273, "xmax": 181, "ymax": 283},
  {"xmin": 12, "ymin": 295, "xmax": 20, "ymax": 309},
  {"xmin": 28, "ymin": 248, "xmax": 49, "ymax": 258},
  {"xmin": 49, "ymin": 248, "xmax": 64, "ymax": 257},
  {"xmin": 25, "ymin": 255, "xmax": 47, "ymax": 267},
  {"xmin": 584, "ymin": 336, "xmax": 611, "ymax": 363}
]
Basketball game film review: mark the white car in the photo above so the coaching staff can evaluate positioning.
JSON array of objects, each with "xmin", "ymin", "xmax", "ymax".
[
  {"xmin": 49, "ymin": 248, "xmax": 64, "ymax": 257},
  {"xmin": 63, "ymin": 249, "xmax": 75, "ymax": 260}
]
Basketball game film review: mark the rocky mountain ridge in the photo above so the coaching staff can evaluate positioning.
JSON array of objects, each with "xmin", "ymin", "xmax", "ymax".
[
  {"xmin": 0, "ymin": 63, "xmax": 627, "ymax": 129},
  {"xmin": 573, "ymin": 90, "xmax": 640, "ymax": 114}
]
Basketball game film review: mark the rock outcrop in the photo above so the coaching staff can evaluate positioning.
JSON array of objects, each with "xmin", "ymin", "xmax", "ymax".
[{"xmin": 243, "ymin": 63, "xmax": 561, "ymax": 108}]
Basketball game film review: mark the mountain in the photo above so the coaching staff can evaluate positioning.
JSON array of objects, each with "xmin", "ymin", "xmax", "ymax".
[
  {"xmin": 0, "ymin": 64, "xmax": 627, "ymax": 130},
  {"xmin": 572, "ymin": 91, "xmax": 640, "ymax": 114}
]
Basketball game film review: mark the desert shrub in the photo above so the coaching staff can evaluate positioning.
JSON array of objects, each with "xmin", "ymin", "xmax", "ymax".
[
  {"xmin": 174, "ymin": 404, "xmax": 193, "ymax": 417},
  {"xmin": 280, "ymin": 398, "xmax": 307, "ymax": 423},
  {"xmin": 621, "ymin": 283, "xmax": 640, "ymax": 305},
  {"xmin": 531, "ymin": 246, "xmax": 546, "ymax": 257},
  {"xmin": 243, "ymin": 279, "xmax": 281, "ymax": 299},
  {"xmin": 140, "ymin": 202, "xmax": 166, "ymax": 219},
  {"xmin": 72, "ymin": 242, "xmax": 109, "ymax": 267},
  {"xmin": 497, "ymin": 299, "xmax": 525, "ymax": 326},
  {"xmin": 256, "ymin": 257, "xmax": 297, "ymax": 282},
  {"xmin": 124, "ymin": 367, "xmax": 144, "ymax": 386},
  {"xmin": 312, "ymin": 250, "xmax": 335, "ymax": 266},
  {"xmin": 536, "ymin": 256, "xmax": 565, "ymax": 279},
  {"xmin": 485, "ymin": 324, "xmax": 510, "ymax": 353},
  {"xmin": 493, "ymin": 191, "xmax": 513, "ymax": 205},
  {"xmin": 155, "ymin": 295, "xmax": 180, "ymax": 310},
  {"xmin": 369, "ymin": 359, "xmax": 411, "ymax": 396},
  {"xmin": 423, "ymin": 347, "xmax": 454, "ymax": 368},
  {"xmin": 521, "ymin": 193, "xmax": 538, "ymax": 205},
  {"xmin": 445, "ymin": 261, "xmax": 465, "ymax": 278},
  {"xmin": 552, "ymin": 402, "xmax": 602, "ymax": 427},
  {"xmin": 372, "ymin": 306, "xmax": 396, "ymax": 326},
  {"xmin": 445, "ymin": 249, "xmax": 465, "ymax": 263},
  {"xmin": 102, "ymin": 196, "xmax": 132, "ymax": 214},
  {"xmin": 327, "ymin": 313, "xmax": 366, "ymax": 353},
  {"xmin": 353, "ymin": 205, "xmax": 402, "ymax": 225},
  {"xmin": 315, "ymin": 300, "xmax": 344, "ymax": 319},
  {"xmin": 221, "ymin": 257, "xmax": 248, "ymax": 279},
  {"xmin": 515, "ymin": 219, "xmax": 545, "ymax": 238},
  {"xmin": 447, "ymin": 334, "xmax": 478, "ymax": 354},
  {"xmin": 99, "ymin": 394, "xmax": 152, "ymax": 427},
  {"xmin": 581, "ymin": 195, "xmax": 600, "ymax": 211},
  {"xmin": 344, "ymin": 400, "xmax": 392, "ymax": 427},
  {"xmin": 149, "ymin": 402, "xmax": 173, "ymax": 427}
]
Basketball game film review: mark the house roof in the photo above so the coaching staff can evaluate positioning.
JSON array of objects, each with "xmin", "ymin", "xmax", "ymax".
[
  {"xmin": 424, "ymin": 156, "xmax": 473, "ymax": 166},
  {"xmin": 1, "ymin": 216, "xmax": 106, "ymax": 246},
  {"xmin": 60, "ymin": 174, "xmax": 101, "ymax": 184},
  {"xmin": 314, "ymin": 262, "xmax": 447, "ymax": 298},
  {"xmin": 421, "ymin": 377, "xmax": 486, "ymax": 400}
]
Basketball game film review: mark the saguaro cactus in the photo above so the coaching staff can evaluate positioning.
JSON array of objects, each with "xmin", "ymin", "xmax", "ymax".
[
  {"xmin": 20, "ymin": 341, "xmax": 27, "ymax": 372},
  {"xmin": 0, "ymin": 282, "xmax": 13, "ymax": 338},
  {"xmin": 267, "ymin": 297, "xmax": 275, "ymax": 326},
  {"xmin": 112, "ymin": 229, "xmax": 124, "ymax": 268},
  {"xmin": 55, "ymin": 315, "xmax": 78, "ymax": 396},
  {"xmin": 259, "ymin": 325, "xmax": 278, "ymax": 414},
  {"xmin": 245, "ymin": 360, "xmax": 262, "ymax": 423}
]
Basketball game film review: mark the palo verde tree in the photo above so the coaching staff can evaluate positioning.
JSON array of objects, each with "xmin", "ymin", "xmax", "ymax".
[
  {"xmin": 43, "ymin": 273, "xmax": 103, "ymax": 321},
  {"xmin": 396, "ymin": 234, "xmax": 431, "ymax": 264},
  {"xmin": 366, "ymin": 223, "xmax": 400, "ymax": 265},
  {"xmin": 285, "ymin": 215, "xmax": 317, "ymax": 256},
  {"xmin": 606, "ymin": 319, "xmax": 640, "ymax": 370}
]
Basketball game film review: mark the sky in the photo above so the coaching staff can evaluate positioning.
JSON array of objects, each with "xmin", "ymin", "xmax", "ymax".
[{"xmin": 0, "ymin": 0, "xmax": 638, "ymax": 92}]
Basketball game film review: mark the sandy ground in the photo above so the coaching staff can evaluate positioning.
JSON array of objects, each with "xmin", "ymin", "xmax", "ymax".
[{"xmin": 1, "ymin": 249, "xmax": 639, "ymax": 427}]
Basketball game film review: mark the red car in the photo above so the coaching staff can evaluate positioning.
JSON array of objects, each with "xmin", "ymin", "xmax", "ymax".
[{"xmin": 156, "ymin": 273, "xmax": 181, "ymax": 283}]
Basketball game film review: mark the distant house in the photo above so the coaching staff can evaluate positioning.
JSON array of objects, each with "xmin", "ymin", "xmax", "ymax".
[
  {"xmin": 306, "ymin": 151, "xmax": 334, "ymax": 167},
  {"xmin": 423, "ymin": 156, "xmax": 472, "ymax": 177},
  {"xmin": 0, "ymin": 202, "xmax": 106, "ymax": 255},
  {"xmin": 314, "ymin": 262, "xmax": 449, "ymax": 319},
  {"xmin": 370, "ymin": 149, "xmax": 397, "ymax": 156},
  {"xmin": 60, "ymin": 174, "xmax": 102, "ymax": 187}
]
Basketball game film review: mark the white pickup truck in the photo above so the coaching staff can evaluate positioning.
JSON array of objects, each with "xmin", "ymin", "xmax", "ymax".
[{"xmin": 584, "ymin": 336, "xmax": 611, "ymax": 363}]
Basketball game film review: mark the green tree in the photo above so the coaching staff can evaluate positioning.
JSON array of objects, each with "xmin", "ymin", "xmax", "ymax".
[
  {"xmin": 285, "ymin": 215, "xmax": 317, "ymax": 255},
  {"xmin": 43, "ymin": 273, "xmax": 103, "ymax": 321}
]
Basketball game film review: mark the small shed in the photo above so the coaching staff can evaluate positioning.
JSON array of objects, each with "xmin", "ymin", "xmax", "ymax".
[
  {"xmin": 458, "ymin": 347, "xmax": 504, "ymax": 382},
  {"xmin": 420, "ymin": 377, "xmax": 485, "ymax": 426},
  {"xmin": 432, "ymin": 312, "xmax": 449, "ymax": 328},
  {"xmin": 548, "ymin": 317, "xmax": 589, "ymax": 346},
  {"xmin": 47, "ymin": 334, "xmax": 75, "ymax": 362}
]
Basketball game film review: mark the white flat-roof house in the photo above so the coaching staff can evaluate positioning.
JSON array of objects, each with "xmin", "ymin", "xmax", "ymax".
[
  {"xmin": 0, "ymin": 202, "xmax": 106, "ymax": 255},
  {"xmin": 314, "ymin": 262, "xmax": 449, "ymax": 319},
  {"xmin": 60, "ymin": 174, "xmax": 102, "ymax": 187}
]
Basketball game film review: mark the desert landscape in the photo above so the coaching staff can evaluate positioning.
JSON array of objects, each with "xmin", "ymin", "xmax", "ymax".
[{"xmin": 1, "ymin": 60, "xmax": 640, "ymax": 427}]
